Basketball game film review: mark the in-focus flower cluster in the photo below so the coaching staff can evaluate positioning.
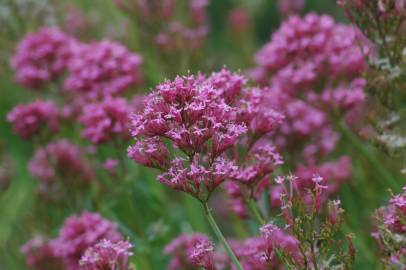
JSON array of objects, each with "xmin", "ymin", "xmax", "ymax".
[
  {"xmin": 373, "ymin": 186, "xmax": 406, "ymax": 269},
  {"xmin": 128, "ymin": 69, "xmax": 284, "ymax": 202}
]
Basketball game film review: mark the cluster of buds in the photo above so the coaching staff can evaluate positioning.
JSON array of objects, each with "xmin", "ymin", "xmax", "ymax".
[
  {"xmin": 259, "ymin": 174, "xmax": 355, "ymax": 270},
  {"xmin": 373, "ymin": 186, "xmax": 406, "ymax": 269}
]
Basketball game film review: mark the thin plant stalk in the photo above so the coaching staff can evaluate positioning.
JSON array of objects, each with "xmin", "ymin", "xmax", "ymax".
[{"xmin": 203, "ymin": 203, "xmax": 243, "ymax": 270}]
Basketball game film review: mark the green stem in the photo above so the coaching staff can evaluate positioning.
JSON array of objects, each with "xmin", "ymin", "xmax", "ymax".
[
  {"xmin": 203, "ymin": 203, "xmax": 243, "ymax": 270},
  {"xmin": 337, "ymin": 121, "xmax": 399, "ymax": 190},
  {"xmin": 246, "ymin": 197, "xmax": 266, "ymax": 225}
]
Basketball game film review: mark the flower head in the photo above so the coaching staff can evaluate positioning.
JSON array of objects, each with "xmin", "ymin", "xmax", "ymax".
[
  {"xmin": 50, "ymin": 211, "xmax": 122, "ymax": 270},
  {"xmin": 79, "ymin": 97, "xmax": 132, "ymax": 144},
  {"xmin": 79, "ymin": 239, "xmax": 134, "ymax": 270},
  {"xmin": 11, "ymin": 27, "xmax": 75, "ymax": 89},
  {"xmin": 21, "ymin": 236, "xmax": 62, "ymax": 270},
  {"xmin": 64, "ymin": 40, "xmax": 143, "ymax": 99},
  {"xmin": 7, "ymin": 100, "xmax": 59, "ymax": 139},
  {"xmin": 28, "ymin": 139, "xmax": 93, "ymax": 195}
]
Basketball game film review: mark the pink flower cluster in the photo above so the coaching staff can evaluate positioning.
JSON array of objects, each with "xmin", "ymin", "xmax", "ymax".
[
  {"xmin": 11, "ymin": 27, "xmax": 75, "ymax": 89},
  {"xmin": 128, "ymin": 69, "xmax": 283, "ymax": 201},
  {"xmin": 21, "ymin": 212, "xmax": 123, "ymax": 270},
  {"xmin": 229, "ymin": 230, "xmax": 301, "ymax": 270},
  {"xmin": 28, "ymin": 139, "xmax": 93, "ymax": 194},
  {"xmin": 249, "ymin": 14, "xmax": 364, "ymax": 205},
  {"xmin": 164, "ymin": 234, "xmax": 219, "ymax": 270},
  {"xmin": 20, "ymin": 236, "xmax": 63, "ymax": 270},
  {"xmin": 64, "ymin": 40, "xmax": 143, "ymax": 99},
  {"xmin": 79, "ymin": 239, "xmax": 134, "ymax": 270},
  {"xmin": 373, "ymin": 186, "xmax": 406, "ymax": 269},
  {"xmin": 79, "ymin": 97, "xmax": 132, "ymax": 144},
  {"xmin": 7, "ymin": 100, "xmax": 59, "ymax": 140},
  {"xmin": 253, "ymin": 14, "xmax": 366, "ymax": 88},
  {"xmin": 381, "ymin": 186, "xmax": 406, "ymax": 234},
  {"xmin": 50, "ymin": 211, "xmax": 122, "ymax": 270}
]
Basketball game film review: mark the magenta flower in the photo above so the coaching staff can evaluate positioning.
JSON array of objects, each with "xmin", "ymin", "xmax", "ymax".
[
  {"xmin": 103, "ymin": 159, "xmax": 119, "ymax": 176},
  {"xmin": 188, "ymin": 239, "xmax": 216, "ymax": 270},
  {"xmin": 64, "ymin": 40, "xmax": 143, "ymax": 99},
  {"xmin": 253, "ymin": 13, "xmax": 365, "ymax": 89},
  {"xmin": 381, "ymin": 186, "xmax": 406, "ymax": 234},
  {"xmin": 79, "ymin": 239, "xmax": 134, "ymax": 270},
  {"xmin": 164, "ymin": 234, "xmax": 216, "ymax": 270},
  {"xmin": 28, "ymin": 139, "xmax": 93, "ymax": 195},
  {"xmin": 21, "ymin": 236, "xmax": 62, "ymax": 270},
  {"xmin": 11, "ymin": 27, "xmax": 75, "ymax": 89},
  {"xmin": 79, "ymin": 97, "xmax": 132, "ymax": 144},
  {"xmin": 50, "ymin": 211, "xmax": 122, "ymax": 270},
  {"xmin": 7, "ymin": 100, "xmax": 59, "ymax": 140}
]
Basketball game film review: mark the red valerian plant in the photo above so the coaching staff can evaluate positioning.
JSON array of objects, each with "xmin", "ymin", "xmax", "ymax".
[{"xmin": 128, "ymin": 68, "xmax": 284, "ymax": 269}]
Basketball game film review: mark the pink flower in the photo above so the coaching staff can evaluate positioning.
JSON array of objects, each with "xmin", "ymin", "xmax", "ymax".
[
  {"xmin": 79, "ymin": 239, "xmax": 134, "ymax": 270},
  {"xmin": 165, "ymin": 234, "xmax": 215, "ymax": 270},
  {"xmin": 11, "ymin": 27, "xmax": 75, "ymax": 89},
  {"xmin": 103, "ymin": 159, "xmax": 118, "ymax": 176},
  {"xmin": 127, "ymin": 137, "xmax": 170, "ymax": 169},
  {"xmin": 232, "ymin": 144, "xmax": 283, "ymax": 185},
  {"xmin": 381, "ymin": 186, "xmax": 406, "ymax": 233},
  {"xmin": 79, "ymin": 97, "xmax": 132, "ymax": 144},
  {"xmin": 50, "ymin": 211, "xmax": 122, "ymax": 270},
  {"xmin": 253, "ymin": 13, "xmax": 365, "ymax": 94},
  {"xmin": 28, "ymin": 139, "xmax": 93, "ymax": 195},
  {"xmin": 188, "ymin": 239, "xmax": 216, "ymax": 270},
  {"xmin": 21, "ymin": 236, "xmax": 62, "ymax": 270},
  {"xmin": 7, "ymin": 100, "xmax": 59, "ymax": 139},
  {"xmin": 64, "ymin": 40, "xmax": 143, "ymax": 99}
]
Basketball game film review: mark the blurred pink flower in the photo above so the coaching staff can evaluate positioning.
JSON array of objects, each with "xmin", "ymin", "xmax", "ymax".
[
  {"xmin": 21, "ymin": 236, "xmax": 62, "ymax": 270},
  {"xmin": 50, "ymin": 211, "xmax": 122, "ymax": 270},
  {"xmin": 64, "ymin": 40, "xmax": 142, "ymax": 99},
  {"xmin": 7, "ymin": 100, "xmax": 59, "ymax": 140},
  {"xmin": 79, "ymin": 97, "xmax": 132, "ymax": 144},
  {"xmin": 28, "ymin": 139, "xmax": 93, "ymax": 195},
  {"xmin": 11, "ymin": 27, "xmax": 76, "ymax": 89},
  {"xmin": 79, "ymin": 239, "xmax": 134, "ymax": 270}
]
